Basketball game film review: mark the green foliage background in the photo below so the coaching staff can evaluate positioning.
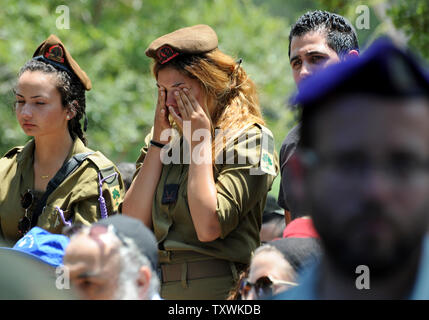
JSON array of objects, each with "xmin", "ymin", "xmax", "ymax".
[{"xmin": 1, "ymin": 0, "xmax": 428, "ymax": 196}]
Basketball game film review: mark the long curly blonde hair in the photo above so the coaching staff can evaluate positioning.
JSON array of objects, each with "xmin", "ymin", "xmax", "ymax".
[{"xmin": 153, "ymin": 48, "xmax": 265, "ymax": 160}]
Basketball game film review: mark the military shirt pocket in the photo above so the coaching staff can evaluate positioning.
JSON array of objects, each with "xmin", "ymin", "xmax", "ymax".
[{"xmin": 39, "ymin": 204, "xmax": 73, "ymax": 234}]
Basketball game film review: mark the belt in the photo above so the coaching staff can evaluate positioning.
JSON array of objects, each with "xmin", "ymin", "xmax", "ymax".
[{"xmin": 159, "ymin": 259, "xmax": 233, "ymax": 283}]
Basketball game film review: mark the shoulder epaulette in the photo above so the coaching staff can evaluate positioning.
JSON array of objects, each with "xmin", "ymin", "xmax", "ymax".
[
  {"xmin": 2, "ymin": 146, "xmax": 23, "ymax": 159},
  {"xmin": 85, "ymin": 151, "xmax": 116, "ymax": 170},
  {"xmin": 251, "ymin": 124, "xmax": 277, "ymax": 176},
  {"xmin": 86, "ymin": 152, "xmax": 122, "ymax": 211},
  {"xmin": 86, "ymin": 151, "xmax": 121, "ymax": 186}
]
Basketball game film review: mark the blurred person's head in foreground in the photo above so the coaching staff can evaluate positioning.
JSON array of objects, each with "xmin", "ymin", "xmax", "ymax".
[
  {"xmin": 241, "ymin": 237, "xmax": 320, "ymax": 300},
  {"xmin": 285, "ymin": 38, "xmax": 429, "ymax": 299},
  {"xmin": 63, "ymin": 214, "xmax": 160, "ymax": 300},
  {"xmin": 269, "ymin": 237, "xmax": 322, "ymax": 273},
  {"xmin": 0, "ymin": 226, "xmax": 69, "ymax": 268},
  {"xmin": 242, "ymin": 237, "xmax": 321, "ymax": 300},
  {"xmin": 289, "ymin": 10, "xmax": 359, "ymax": 85},
  {"xmin": 0, "ymin": 227, "xmax": 74, "ymax": 299}
]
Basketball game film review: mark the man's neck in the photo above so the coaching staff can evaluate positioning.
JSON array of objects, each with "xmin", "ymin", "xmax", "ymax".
[{"xmin": 318, "ymin": 244, "xmax": 423, "ymax": 300}]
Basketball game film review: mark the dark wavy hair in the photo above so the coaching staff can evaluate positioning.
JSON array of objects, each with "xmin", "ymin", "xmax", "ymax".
[
  {"xmin": 16, "ymin": 59, "xmax": 88, "ymax": 145},
  {"xmin": 289, "ymin": 10, "xmax": 359, "ymax": 59}
]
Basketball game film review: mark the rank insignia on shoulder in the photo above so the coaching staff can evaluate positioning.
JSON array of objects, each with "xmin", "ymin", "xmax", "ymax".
[
  {"xmin": 261, "ymin": 151, "xmax": 275, "ymax": 173},
  {"xmin": 250, "ymin": 125, "xmax": 277, "ymax": 176},
  {"xmin": 99, "ymin": 167, "xmax": 121, "ymax": 211},
  {"xmin": 100, "ymin": 167, "xmax": 119, "ymax": 186},
  {"xmin": 112, "ymin": 188, "xmax": 121, "ymax": 199},
  {"xmin": 112, "ymin": 188, "xmax": 121, "ymax": 208}
]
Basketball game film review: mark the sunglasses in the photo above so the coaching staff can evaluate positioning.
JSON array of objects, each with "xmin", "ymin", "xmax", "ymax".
[
  {"xmin": 18, "ymin": 189, "xmax": 34, "ymax": 235},
  {"xmin": 239, "ymin": 275, "xmax": 297, "ymax": 299}
]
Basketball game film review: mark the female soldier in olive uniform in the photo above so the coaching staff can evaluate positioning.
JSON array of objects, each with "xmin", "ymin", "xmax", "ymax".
[
  {"xmin": 123, "ymin": 25, "xmax": 278, "ymax": 299},
  {"xmin": 0, "ymin": 35, "xmax": 124, "ymax": 244}
]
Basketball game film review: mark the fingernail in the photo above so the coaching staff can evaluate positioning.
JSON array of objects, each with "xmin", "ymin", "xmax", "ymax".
[{"xmin": 183, "ymin": 88, "xmax": 188, "ymax": 92}]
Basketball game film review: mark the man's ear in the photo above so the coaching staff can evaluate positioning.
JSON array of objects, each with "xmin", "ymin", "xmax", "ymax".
[{"xmin": 137, "ymin": 266, "xmax": 151, "ymax": 300}]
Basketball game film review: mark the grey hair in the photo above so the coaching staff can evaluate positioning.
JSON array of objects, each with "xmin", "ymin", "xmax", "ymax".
[
  {"xmin": 69, "ymin": 225, "xmax": 160, "ymax": 300},
  {"xmin": 115, "ymin": 235, "xmax": 160, "ymax": 300}
]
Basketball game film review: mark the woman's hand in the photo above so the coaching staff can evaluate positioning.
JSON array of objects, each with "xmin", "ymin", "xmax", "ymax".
[
  {"xmin": 168, "ymin": 88, "xmax": 211, "ymax": 144},
  {"xmin": 169, "ymin": 88, "xmax": 220, "ymax": 242},
  {"xmin": 152, "ymin": 88, "xmax": 171, "ymax": 143},
  {"xmin": 123, "ymin": 88, "xmax": 167, "ymax": 228}
]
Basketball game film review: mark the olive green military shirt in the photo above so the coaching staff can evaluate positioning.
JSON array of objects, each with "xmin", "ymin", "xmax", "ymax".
[
  {"xmin": 0, "ymin": 138, "xmax": 125, "ymax": 243},
  {"xmin": 134, "ymin": 123, "xmax": 278, "ymax": 264}
]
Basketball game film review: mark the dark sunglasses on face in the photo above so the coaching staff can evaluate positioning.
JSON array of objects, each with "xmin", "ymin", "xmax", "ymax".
[
  {"xmin": 240, "ymin": 275, "xmax": 298, "ymax": 299},
  {"xmin": 18, "ymin": 189, "xmax": 34, "ymax": 235}
]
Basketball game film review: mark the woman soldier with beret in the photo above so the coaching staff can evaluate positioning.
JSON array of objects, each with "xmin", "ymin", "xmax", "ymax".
[
  {"xmin": 123, "ymin": 25, "xmax": 278, "ymax": 299},
  {"xmin": 0, "ymin": 35, "xmax": 125, "ymax": 243}
]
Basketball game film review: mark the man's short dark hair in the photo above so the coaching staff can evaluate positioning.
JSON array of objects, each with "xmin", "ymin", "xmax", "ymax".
[{"xmin": 289, "ymin": 10, "xmax": 359, "ymax": 59}]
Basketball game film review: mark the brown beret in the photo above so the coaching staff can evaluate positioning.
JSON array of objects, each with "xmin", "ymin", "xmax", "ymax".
[
  {"xmin": 32, "ymin": 34, "xmax": 92, "ymax": 91},
  {"xmin": 145, "ymin": 24, "xmax": 218, "ymax": 64}
]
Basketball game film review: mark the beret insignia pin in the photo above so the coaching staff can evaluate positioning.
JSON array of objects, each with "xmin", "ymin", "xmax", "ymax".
[
  {"xmin": 157, "ymin": 45, "xmax": 179, "ymax": 64},
  {"xmin": 44, "ymin": 44, "xmax": 65, "ymax": 63}
]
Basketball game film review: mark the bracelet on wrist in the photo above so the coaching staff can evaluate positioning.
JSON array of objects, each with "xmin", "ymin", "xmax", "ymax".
[{"xmin": 150, "ymin": 140, "xmax": 166, "ymax": 149}]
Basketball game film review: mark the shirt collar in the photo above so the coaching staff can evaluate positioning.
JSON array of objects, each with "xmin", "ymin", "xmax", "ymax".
[
  {"xmin": 15, "ymin": 138, "xmax": 87, "ymax": 190},
  {"xmin": 65, "ymin": 137, "xmax": 88, "ymax": 161},
  {"xmin": 16, "ymin": 138, "xmax": 87, "ymax": 164},
  {"xmin": 16, "ymin": 139, "xmax": 35, "ymax": 164}
]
